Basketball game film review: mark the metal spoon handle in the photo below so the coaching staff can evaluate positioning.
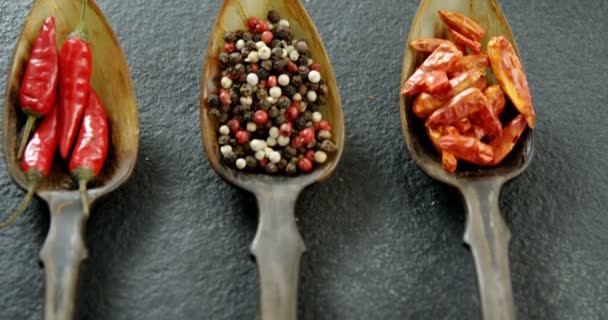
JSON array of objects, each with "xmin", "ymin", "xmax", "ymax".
[
  {"xmin": 39, "ymin": 197, "xmax": 88, "ymax": 320},
  {"xmin": 462, "ymin": 180, "xmax": 515, "ymax": 320},
  {"xmin": 251, "ymin": 189, "xmax": 306, "ymax": 320}
]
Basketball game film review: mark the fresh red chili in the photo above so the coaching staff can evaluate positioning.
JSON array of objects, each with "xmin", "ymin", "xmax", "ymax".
[
  {"xmin": 69, "ymin": 88, "xmax": 109, "ymax": 216},
  {"xmin": 17, "ymin": 16, "xmax": 59, "ymax": 158},
  {"xmin": 1, "ymin": 105, "xmax": 58, "ymax": 228},
  {"xmin": 58, "ymin": 0, "xmax": 93, "ymax": 159}
]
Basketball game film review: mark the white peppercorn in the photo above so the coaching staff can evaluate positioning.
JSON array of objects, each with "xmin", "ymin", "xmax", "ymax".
[
  {"xmin": 312, "ymin": 111, "xmax": 322, "ymax": 122},
  {"xmin": 318, "ymin": 130, "xmax": 332, "ymax": 140},
  {"xmin": 278, "ymin": 135, "xmax": 290, "ymax": 146},
  {"xmin": 259, "ymin": 46, "xmax": 271, "ymax": 60},
  {"xmin": 269, "ymin": 86, "xmax": 282, "ymax": 99},
  {"xmin": 269, "ymin": 151, "xmax": 281, "ymax": 164},
  {"xmin": 221, "ymin": 76, "xmax": 232, "ymax": 89},
  {"xmin": 219, "ymin": 125, "xmax": 230, "ymax": 135},
  {"xmin": 236, "ymin": 39, "xmax": 245, "ymax": 50},
  {"xmin": 236, "ymin": 158, "xmax": 247, "ymax": 170},
  {"xmin": 246, "ymin": 73, "xmax": 259, "ymax": 86},
  {"xmin": 269, "ymin": 127, "xmax": 280, "ymax": 138},
  {"xmin": 220, "ymin": 145, "xmax": 233, "ymax": 157},
  {"xmin": 308, "ymin": 70, "xmax": 321, "ymax": 83},
  {"xmin": 246, "ymin": 122, "xmax": 257, "ymax": 132},
  {"xmin": 314, "ymin": 151, "xmax": 327, "ymax": 164},
  {"xmin": 278, "ymin": 74, "xmax": 290, "ymax": 86},
  {"xmin": 278, "ymin": 19, "xmax": 290, "ymax": 27},
  {"xmin": 266, "ymin": 136, "xmax": 277, "ymax": 147},
  {"xmin": 245, "ymin": 51, "xmax": 259, "ymax": 63},
  {"xmin": 255, "ymin": 150, "xmax": 266, "ymax": 160},
  {"xmin": 307, "ymin": 91, "xmax": 317, "ymax": 102},
  {"xmin": 293, "ymin": 93, "xmax": 302, "ymax": 101}
]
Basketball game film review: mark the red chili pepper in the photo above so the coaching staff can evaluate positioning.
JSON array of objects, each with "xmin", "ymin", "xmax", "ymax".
[
  {"xmin": 1, "ymin": 105, "xmax": 58, "ymax": 228},
  {"xmin": 58, "ymin": 0, "xmax": 93, "ymax": 159},
  {"xmin": 448, "ymin": 28, "xmax": 482, "ymax": 54},
  {"xmin": 69, "ymin": 89, "xmax": 109, "ymax": 216},
  {"xmin": 17, "ymin": 17, "xmax": 59, "ymax": 159}
]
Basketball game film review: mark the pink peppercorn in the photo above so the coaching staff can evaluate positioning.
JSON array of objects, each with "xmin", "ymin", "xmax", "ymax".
[
  {"xmin": 267, "ymin": 76, "xmax": 277, "ymax": 88},
  {"xmin": 286, "ymin": 105, "xmax": 299, "ymax": 121},
  {"xmin": 291, "ymin": 136, "xmax": 304, "ymax": 149},
  {"xmin": 255, "ymin": 21, "xmax": 269, "ymax": 33},
  {"xmin": 227, "ymin": 119, "xmax": 240, "ymax": 133},
  {"xmin": 261, "ymin": 31, "xmax": 274, "ymax": 44},
  {"xmin": 259, "ymin": 158, "xmax": 268, "ymax": 169},
  {"xmin": 235, "ymin": 130, "xmax": 249, "ymax": 144},
  {"xmin": 319, "ymin": 120, "xmax": 332, "ymax": 131},
  {"xmin": 280, "ymin": 122, "xmax": 293, "ymax": 136},
  {"xmin": 310, "ymin": 64, "xmax": 321, "ymax": 72},
  {"xmin": 254, "ymin": 110, "xmax": 269, "ymax": 125},
  {"xmin": 305, "ymin": 150, "xmax": 315, "ymax": 161},
  {"xmin": 247, "ymin": 18, "xmax": 259, "ymax": 30},
  {"xmin": 287, "ymin": 61, "xmax": 298, "ymax": 73},
  {"xmin": 224, "ymin": 42, "xmax": 236, "ymax": 53},
  {"xmin": 298, "ymin": 158, "xmax": 313, "ymax": 172},
  {"xmin": 300, "ymin": 128, "xmax": 315, "ymax": 144},
  {"xmin": 219, "ymin": 90, "xmax": 231, "ymax": 105}
]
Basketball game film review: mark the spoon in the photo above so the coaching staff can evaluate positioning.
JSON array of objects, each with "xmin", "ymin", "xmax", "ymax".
[
  {"xmin": 400, "ymin": 0, "xmax": 534, "ymax": 319},
  {"xmin": 201, "ymin": 1, "xmax": 344, "ymax": 319},
  {"xmin": 3, "ymin": 0, "xmax": 139, "ymax": 319}
]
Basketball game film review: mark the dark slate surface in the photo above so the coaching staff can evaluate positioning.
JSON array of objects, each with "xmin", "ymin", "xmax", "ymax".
[{"xmin": 1, "ymin": 0, "xmax": 607, "ymax": 319}]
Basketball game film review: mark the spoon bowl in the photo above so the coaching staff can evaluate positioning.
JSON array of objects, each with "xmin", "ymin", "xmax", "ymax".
[
  {"xmin": 3, "ymin": 0, "xmax": 139, "ymax": 319},
  {"xmin": 400, "ymin": 0, "xmax": 534, "ymax": 319},
  {"xmin": 201, "ymin": 1, "xmax": 344, "ymax": 319}
]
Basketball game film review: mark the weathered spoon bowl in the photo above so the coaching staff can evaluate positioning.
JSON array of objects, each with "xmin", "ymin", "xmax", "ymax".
[
  {"xmin": 200, "ymin": 0, "xmax": 344, "ymax": 319},
  {"xmin": 400, "ymin": 0, "xmax": 534, "ymax": 319},
  {"xmin": 2, "ymin": 0, "xmax": 139, "ymax": 319}
]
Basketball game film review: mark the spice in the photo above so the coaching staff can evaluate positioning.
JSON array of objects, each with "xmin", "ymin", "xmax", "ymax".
[
  {"xmin": 1, "ymin": 105, "xmax": 58, "ymax": 228},
  {"xmin": 69, "ymin": 88, "xmax": 109, "ymax": 216},
  {"xmin": 17, "ymin": 17, "xmax": 59, "ymax": 159},
  {"xmin": 402, "ymin": 9, "xmax": 536, "ymax": 172},
  {"xmin": 210, "ymin": 11, "xmax": 335, "ymax": 175},
  {"xmin": 58, "ymin": 0, "xmax": 93, "ymax": 159}
]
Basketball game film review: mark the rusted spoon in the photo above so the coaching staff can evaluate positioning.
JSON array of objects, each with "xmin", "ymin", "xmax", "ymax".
[
  {"xmin": 2, "ymin": 0, "xmax": 139, "ymax": 319},
  {"xmin": 400, "ymin": 0, "xmax": 534, "ymax": 319},
  {"xmin": 200, "ymin": 1, "xmax": 344, "ymax": 319}
]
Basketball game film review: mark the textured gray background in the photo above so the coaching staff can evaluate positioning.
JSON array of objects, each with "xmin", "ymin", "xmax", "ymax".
[{"xmin": 1, "ymin": 0, "xmax": 607, "ymax": 319}]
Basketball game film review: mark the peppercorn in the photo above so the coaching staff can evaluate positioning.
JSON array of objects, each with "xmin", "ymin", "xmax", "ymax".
[
  {"xmin": 261, "ymin": 60, "xmax": 273, "ymax": 71},
  {"xmin": 291, "ymin": 75, "xmax": 303, "ymax": 87},
  {"xmin": 244, "ymin": 156, "xmax": 257, "ymax": 169},
  {"xmin": 234, "ymin": 145, "xmax": 246, "ymax": 157},
  {"xmin": 266, "ymin": 162, "xmax": 278, "ymax": 174},
  {"xmin": 242, "ymin": 31, "xmax": 253, "ymax": 41},
  {"xmin": 298, "ymin": 158, "xmax": 313, "ymax": 172},
  {"xmin": 236, "ymin": 130, "xmax": 249, "ymax": 144},
  {"xmin": 275, "ymin": 114, "xmax": 287, "ymax": 126},
  {"xmin": 304, "ymin": 111, "xmax": 313, "ymax": 121},
  {"xmin": 269, "ymin": 106, "xmax": 279, "ymax": 118},
  {"xmin": 240, "ymin": 84, "xmax": 253, "ymax": 97},
  {"xmin": 208, "ymin": 95, "xmax": 221, "ymax": 108},
  {"xmin": 309, "ymin": 103, "xmax": 321, "ymax": 112},
  {"xmin": 294, "ymin": 117, "xmax": 307, "ymax": 131},
  {"xmin": 219, "ymin": 53, "xmax": 230, "ymax": 65},
  {"xmin": 252, "ymin": 33, "xmax": 262, "ymax": 42},
  {"xmin": 224, "ymin": 42, "xmax": 236, "ymax": 53},
  {"xmin": 308, "ymin": 82, "xmax": 320, "ymax": 91},
  {"xmin": 267, "ymin": 76, "xmax": 278, "ymax": 88},
  {"xmin": 221, "ymin": 104, "xmax": 231, "ymax": 114},
  {"xmin": 317, "ymin": 94, "xmax": 328, "ymax": 105},
  {"xmin": 280, "ymin": 85, "xmax": 294, "ymax": 98},
  {"xmin": 297, "ymin": 56, "xmax": 309, "ymax": 67},
  {"xmin": 285, "ymin": 162, "xmax": 297, "ymax": 175},
  {"xmin": 218, "ymin": 113, "xmax": 229, "ymax": 123},
  {"xmin": 267, "ymin": 10, "xmax": 281, "ymax": 23},
  {"xmin": 209, "ymin": 108, "xmax": 221, "ymax": 118},
  {"xmin": 257, "ymin": 68, "xmax": 270, "ymax": 80},
  {"xmin": 298, "ymin": 65, "xmax": 309, "ymax": 77},
  {"xmin": 320, "ymin": 140, "xmax": 337, "ymax": 152},
  {"xmin": 275, "ymin": 25, "xmax": 291, "ymax": 40},
  {"xmin": 223, "ymin": 152, "xmax": 237, "ymax": 164},
  {"xmin": 254, "ymin": 110, "xmax": 269, "ymax": 125},
  {"xmin": 295, "ymin": 41, "xmax": 309, "ymax": 54},
  {"xmin": 277, "ymin": 96, "xmax": 291, "ymax": 109},
  {"xmin": 271, "ymin": 47, "xmax": 283, "ymax": 59},
  {"xmin": 218, "ymin": 135, "xmax": 230, "ymax": 145},
  {"xmin": 273, "ymin": 59, "xmax": 288, "ymax": 73},
  {"xmin": 261, "ymin": 31, "xmax": 273, "ymax": 44},
  {"xmin": 229, "ymin": 52, "xmax": 242, "ymax": 64},
  {"xmin": 298, "ymin": 85, "xmax": 308, "ymax": 96},
  {"xmin": 318, "ymin": 130, "xmax": 332, "ymax": 141}
]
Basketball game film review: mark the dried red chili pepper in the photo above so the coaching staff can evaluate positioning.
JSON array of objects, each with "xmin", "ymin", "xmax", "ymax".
[
  {"xmin": 484, "ymin": 85, "xmax": 506, "ymax": 116},
  {"xmin": 425, "ymin": 87, "xmax": 487, "ymax": 128},
  {"xmin": 448, "ymin": 28, "xmax": 482, "ymax": 54},
  {"xmin": 1, "ymin": 105, "xmax": 58, "ymax": 228},
  {"xmin": 69, "ymin": 89, "xmax": 109, "ymax": 216},
  {"xmin": 490, "ymin": 114, "xmax": 527, "ymax": 165},
  {"xmin": 410, "ymin": 38, "xmax": 455, "ymax": 53},
  {"xmin": 448, "ymin": 54, "xmax": 490, "ymax": 76},
  {"xmin": 58, "ymin": 0, "xmax": 93, "ymax": 159},
  {"xmin": 17, "ymin": 17, "xmax": 59, "ymax": 158},
  {"xmin": 427, "ymin": 127, "xmax": 458, "ymax": 173},
  {"xmin": 438, "ymin": 10, "xmax": 486, "ymax": 41},
  {"xmin": 402, "ymin": 44, "xmax": 462, "ymax": 95},
  {"xmin": 487, "ymin": 36, "xmax": 535, "ymax": 127},
  {"xmin": 439, "ymin": 134, "xmax": 494, "ymax": 166}
]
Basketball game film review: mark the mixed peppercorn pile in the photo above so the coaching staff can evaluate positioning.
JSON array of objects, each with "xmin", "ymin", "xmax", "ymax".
[
  {"xmin": 402, "ymin": 10, "xmax": 536, "ymax": 173},
  {"xmin": 2, "ymin": 1, "xmax": 109, "ymax": 227},
  {"xmin": 207, "ymin": 10, "xmax": 337, "ymax": 175}
]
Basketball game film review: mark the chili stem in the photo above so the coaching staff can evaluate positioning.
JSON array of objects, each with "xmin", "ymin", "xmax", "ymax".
[
  {"xmin": 17, "ymin": 116, "xmax": 36, "ymax": 159},
  {"xmin": 73, "ymin": 0, "xmax": 88, "ymax": 39},
  {"xmin": 78, "ymin": 179, "xmax": 90, "ymax": 216},
  {"xmin": 0, "ymin": 182, "xmax": 38, "ymax": 228}
]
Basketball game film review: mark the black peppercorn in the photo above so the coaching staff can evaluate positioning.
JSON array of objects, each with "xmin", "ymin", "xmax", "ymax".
[
  {"xmin": 271, "ymin": 47, "xmax": 284, "ymax": 59},
  {"xmin": 235, "ymin": 30, "xmax": 244, "ymax": 39},
  {"xmin": 273, "ymin": 58, "xmax": 288, "ymax": 73},
  {"xmin": 246, "ymin": 40, "xmax": 257, "ymax": 51},
  {"xmin": 295, "ymin": 41, "xmax": 309, "ymax": 54},
  {"xmin": 234, "ymin": 145, "xmax": 245, "ymax": 157},
  {"xmin": 291, "ymin": 75, "xmax": 303, "ymax": 87},
  {"xmin": 243, "ymin": 111, "xmax": 253, "ymax": 122},
  {"xmin": 304, "ymin": 111, "xmax": 313, "ymax": 121},
  {"xmin": 219, "ymin": 113, "xmax": 229, "ymax": 123},
  {"xmin": 224, "ymin": 32, "xmax": 237, "ymax": 43},
  {"xmin": 261, "ymin": 60, "xmax": 273, "ymax": 71},
  {"xmin": 277, "ymin": 96, "xmax": 291, "ymax": 109},
  {"xmin": 317, "ymin": 94, "xmax": 328, "ymax": 105},
  {"xmin": 256, "ymin": 88, "xmax": 268, "ymax": 100},
  {"xmin": 246, "ymin": 156, "xmax": 257, "ymax": 169},
  {"xmin": 240, "ymin": 84, "xmax": 253, "ymax": 97},
  {"xmin": 271, "ymin": 39, "xmax": 282, "ymax": 48},
  {"xmin": 266, "ymin": 163, "xmax": 279, "ymax": 174},
  {"xmin": 208, "ymin": 95, "xmax": 221, "ymax": 108},
  {"xmin": 309, "ymin": 82, "xmax": 320, "ymax": 92},
  {"xmin": 320, "ymin": 140, "xmax": 337, "ymax": 152},
  {"xmin": 242, "ymin": 32, "xmax": 253, "ymax": 41},
  {"xmin": 285, "ymin": 162, "xmax": 297, "ymax": 175},
  {"xmin": 219, "ymin": 53, "xmax": 230, "ymax": 66},
  {"xmin": 234, "ymin": 63, "xmax": 246, "ymax": 75},
  {"xmin": 309, "ymin": 103, "xmax": 321, "ymax": 112},
  {"xmin": 209, "ymin": 108, "xmax": 221, "ymax": 118},
  {"xmin": 252, "ymin": 33, "xmax": 262, "ymax": 42},
  {"xmin": 283, "ymin": 85, "xmax": 296, "ymax": 98},
  {"xmin": 218, "ymin": 135, "xmax": 230, "ymax": 145},
  {"xmin": 298, "ymin": 85, "xmax": 308, "ymax": 96},
  {"xmin": 275, "ymin": 25, "xmax": 291, "ymax": 40},
  {"xmin": 229, "ymin": 52, "xmax": 242, "ymax": 64},
  {"xmin": 257, "ymin": 68, "xmax": 270, "ymax": 80},
  {"xmin": 269, "ymin": 106, "xmax": 279, "ymax": 118},
  {"xmin": 294, "ymin": 116, "xmax": 306, "ymax": 130},
  {"xmin": 297, "ymin": 55, "xmax": 309, "ymax": 67},
  {"xmin": 277, "ymin": 159, "xmax": 288, "ymax": 171},
  {"xmin": 221, "ymin": 104, "xmax": 231, "ymax": 114},
  {"xmin": 229, "ymin": 91, "xmax": 239, "ymax": 105},
  {"xmin": 319, "ymin": 83, "xmax": 329, "ymax": 95},
  {"xmin": 298, "ymin": 65, "xmax": 309, "ymax": 77},
  {"xmin": 267, "ymin": 10, "xmax": 281, "ymax": 23},
  {"xmin": 275, "ymin": 114, "xmax": 287, "ymax": 126},
  {"xmin": 285, "ymin": 146, "xmax": 297, "ymax": 158}
]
